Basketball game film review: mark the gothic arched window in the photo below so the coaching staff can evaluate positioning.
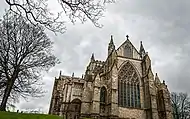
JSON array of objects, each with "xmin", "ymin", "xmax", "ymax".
[
  {"xmin": 124, "ymin": 45, "xmax": 132, "ymax": 58},
  {"xmin": 118, "ymin": 62, "xmax": 141, "ymax": 108},
  {"xmin": 100, "ymin": 87, "xmax": 106, "ymax": 104},
  {"xmin": 100, "ymin": 87, "xmax": 107, "ymax": 113}
]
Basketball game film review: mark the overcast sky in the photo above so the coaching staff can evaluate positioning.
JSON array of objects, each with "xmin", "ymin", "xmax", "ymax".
[{"xmin": 0, "ymin": 0, "xmax": 190, "ymax": 113}]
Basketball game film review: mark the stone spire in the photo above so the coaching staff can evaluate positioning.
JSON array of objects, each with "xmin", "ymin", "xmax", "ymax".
[
  {"xmin": 108, "ymin": 35, "xmax": 115, "ymax": 55},
  {"xmin": 155, "ymin": 73, "xmax": 161, "ymax": 84},
  {"xmin": 91, "ymin": 53, "xmax": 95, "ymax": 62},
  {"xmin": 139, "ymin": 41, "xmax": 146, "ymax": 58},
  {"xmin": 72, "ymin": 72, "xmax": 74, "ymax": 77}
]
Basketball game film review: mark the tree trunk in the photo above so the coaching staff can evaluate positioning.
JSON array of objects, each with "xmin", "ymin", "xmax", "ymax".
[
  {"xmin": 176, "ymin": 109, "xmax": 179, "ymax": 119},
  {"xmin": 0, "ymin": 78, "xmax": 15, "ymax": 111}
]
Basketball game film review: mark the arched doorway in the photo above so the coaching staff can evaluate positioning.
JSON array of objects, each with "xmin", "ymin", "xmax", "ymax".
[{"xmin": 67, "ymin": 98, "xmax": 81, "ymax": 119}]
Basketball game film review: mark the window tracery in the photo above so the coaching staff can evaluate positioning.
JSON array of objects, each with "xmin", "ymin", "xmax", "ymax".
[{"xmin": 118, "ymin": 62, "xmax": 141, "ymax": 108}]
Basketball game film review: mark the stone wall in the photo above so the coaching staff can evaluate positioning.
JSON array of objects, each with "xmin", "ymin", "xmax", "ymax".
[
  {"xmin": 49, "ymin": 37, "xmax": 173, "ymax": 119},
  {"xmin": 116, "ymin": 40, "xmax": 141, "ymax": 60},
  {"xmin": 119, "ymin": 107, "xmax": 145, "ymax": 119}
]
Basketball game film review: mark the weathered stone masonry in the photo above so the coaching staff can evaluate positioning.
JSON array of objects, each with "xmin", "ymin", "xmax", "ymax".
[{"xmin": 49, "ymin": 35, "xmax": 173, "ymax": 119}]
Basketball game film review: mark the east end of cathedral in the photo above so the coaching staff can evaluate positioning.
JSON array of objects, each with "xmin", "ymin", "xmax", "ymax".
[{"xmin": 49, "ymin": 35, "xmax": 173, "ymax": 119}]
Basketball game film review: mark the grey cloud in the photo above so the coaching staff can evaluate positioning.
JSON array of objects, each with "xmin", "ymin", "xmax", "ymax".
[
  {"xmin": 104, "ymin": 0, "xmax": 190, "ymax": 93},
  {"xmin": 1, "ymin": 0, "xmax": 190, "ymax": 113}
]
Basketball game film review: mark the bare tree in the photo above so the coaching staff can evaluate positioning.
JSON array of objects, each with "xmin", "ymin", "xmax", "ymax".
[
  {"xmin": 4, "ymin": 0, "xmax": 114, "ymax": 33},
  {"xmin": 171, "ymin": 92, "xmax": 190, "ymax": 119},
  {"xmin": 0, "ymin": 11, "xmax": 59, "ymax": 111}
]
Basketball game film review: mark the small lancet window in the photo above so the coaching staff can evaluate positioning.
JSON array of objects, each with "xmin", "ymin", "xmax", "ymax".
[
  {"xmin": 100, "ymin": 87, "xmax": 107, "ymax": 113},
  {"xmin": 100, "ymin": 87, "xmax": 106, "ymax": 104}
]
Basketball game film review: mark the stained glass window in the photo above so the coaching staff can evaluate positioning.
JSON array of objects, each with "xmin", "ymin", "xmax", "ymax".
[{"xmin": 118, "ymin": 62, "xmax": 141, "ymax": 108}]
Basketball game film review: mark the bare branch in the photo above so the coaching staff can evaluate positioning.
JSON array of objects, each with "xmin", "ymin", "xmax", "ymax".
[
  {"xmin": 3, "ymin": 0, "xmax": 114, "ymax": 33},
  {"xmin": 171, "ymin": 92, "xmax": 190, "ymax": 119},
  {"xmin": 0, "ymin": 10, "xmax": 59, "ymax": 111}
]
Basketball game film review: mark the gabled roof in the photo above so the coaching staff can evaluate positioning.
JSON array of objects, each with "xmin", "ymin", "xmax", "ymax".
[{"xmin": 116, "ymin": 35, "xmax": 140, "ymax": 55}]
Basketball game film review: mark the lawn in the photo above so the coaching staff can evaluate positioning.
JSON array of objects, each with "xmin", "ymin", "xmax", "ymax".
[{"xmin": 0, "ymin": 111, "xmax": 62, "ymax": 119}]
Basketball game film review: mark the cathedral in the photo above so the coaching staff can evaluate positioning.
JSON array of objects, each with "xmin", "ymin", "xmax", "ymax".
[{"xmin": 49, "ymin": 35, "xmax": 173, "ymax": 119}]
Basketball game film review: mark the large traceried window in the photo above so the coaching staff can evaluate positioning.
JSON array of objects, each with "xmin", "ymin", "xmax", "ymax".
[{"xmin": 118, "ymin": 62, "xmax": 141, "ymax": 108}]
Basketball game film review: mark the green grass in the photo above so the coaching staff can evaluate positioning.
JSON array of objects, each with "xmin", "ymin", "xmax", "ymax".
[{"xmin": 0, "ymin": 111, "xmax": 62, "ymax": 119}]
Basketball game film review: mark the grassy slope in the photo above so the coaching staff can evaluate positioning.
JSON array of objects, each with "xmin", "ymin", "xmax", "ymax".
[{"xmin": 0, "ymin": 111, "xmax": 62, "ymax": 119}]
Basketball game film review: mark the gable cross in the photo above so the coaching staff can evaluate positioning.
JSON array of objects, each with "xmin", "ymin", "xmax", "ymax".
[{"xmin": 126, "ymin": 35, "xmax": 129, "ymax": 40}]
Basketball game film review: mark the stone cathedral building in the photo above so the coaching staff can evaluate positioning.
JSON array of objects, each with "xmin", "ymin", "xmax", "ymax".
[{"xmin": 49, "ymin": 35, "xmax": 173, "ymax": 119}]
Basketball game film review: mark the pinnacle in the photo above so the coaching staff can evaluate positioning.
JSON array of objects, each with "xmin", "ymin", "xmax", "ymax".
[
  {"xmin": 91, "ymin": 53, "xmax": 95, "ymax": 62},
  {"xmin": 155, "ymin": 73, "xmax": 161, "ymax": 84},
  {"xmin": 139, "ymin": 41, "xmax": 145, "ymax": 58},
  {"xmin": 110, "ymin": 35, "xmax": 114, "ymax": 44}
]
